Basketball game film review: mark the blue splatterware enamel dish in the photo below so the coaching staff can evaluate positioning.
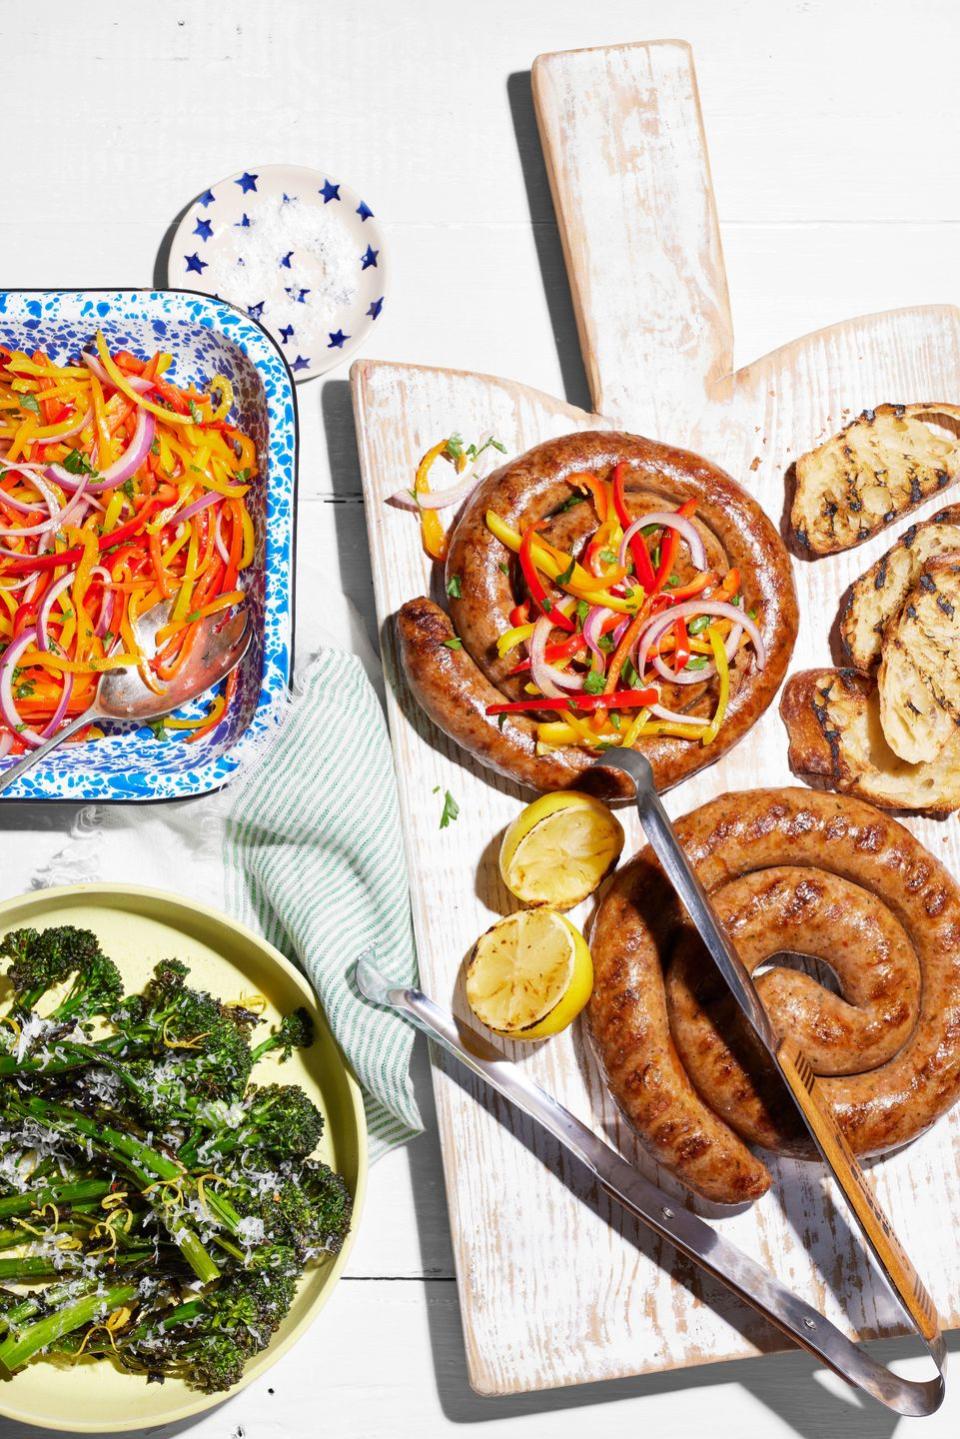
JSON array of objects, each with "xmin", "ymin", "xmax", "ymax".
[{"xmin": 0, "ymin": 290, "xmax": 297, "ymax": 801}]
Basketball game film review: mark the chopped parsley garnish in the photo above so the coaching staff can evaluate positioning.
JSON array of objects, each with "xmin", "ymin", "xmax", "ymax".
[
  {"xmin": 556, "ymin": 558, "xmax": 575, "ymax": 586},
  {"xmin": 446, "ymin": 574, "xmax": 462, "ymax": 599},
  {"xmin": 498, "ymin": 561, "xmax": 510, "ymax": 576},
  {"xmin": 599, "ymin": 548, "xmax": 619, "ymax": 566},
  {"xmin": 497, "ymin": 713, "xmax": 507, "ymax": 730},
  {"xmin": 557, "ymin": 494, "xmax": 585, "ymax": 513},
  {"xmin": 686, "ymin": 656, "xmax": 709, "ymax": 671},
  {"xmin": 188, "ymin": 400, "xmax": 202, "ymax": 424},
  {"xmin": 598, "ymin": 633, "xmax": 614, "ymax": 652},
  {"xmin": 442, "ymin": 636, "xmax": 463, "ymax": 650},
  {"xmin": 439, "ymin": 790, "xmax": 459, "ymax": 829},
  {"xmin": 62, "ymin": 448, "xmax": 97, "ymax": 477},
  {"xmin": 121, "ymin": 478, "xmax": 136, "ymax": 501},
  {"xmin": 583, "ymin": 669, "xmax": 605, "ymax": 695},
  {"xmin": 17, "ymin": 393, "xmax": 39, "ymax": 415},
  {"xmin": 621, "ymin": 657, "xmax": 641, "ymax": 688},
  {"xmin": 610, "ymin": 713, "xmax": 622, "ymax": 730},
  {"xmin": 641, "ymin": 523, "xmax": 659, "ymax": 536},
  {"xmin": 576, "ymin": 599, "xmax": 589, "ymax": 626},
  {"xmin": 688, "ymin": 615, "xmax": 711, "ymax": 635}
]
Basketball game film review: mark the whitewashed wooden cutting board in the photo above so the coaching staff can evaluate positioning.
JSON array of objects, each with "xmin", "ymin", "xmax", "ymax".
[{"xmin": 351, "ymin": 39, "xmax": 960, "ymax": 1395}]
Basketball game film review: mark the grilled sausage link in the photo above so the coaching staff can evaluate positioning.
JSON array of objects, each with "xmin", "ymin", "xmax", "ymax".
[
  {"xmin": 398, "ymin": 431, "xmax": 797, "ymax": 796},
  {"xmin": 589, "ymin": 788, "xmax": 960, "ymax": 1204}
]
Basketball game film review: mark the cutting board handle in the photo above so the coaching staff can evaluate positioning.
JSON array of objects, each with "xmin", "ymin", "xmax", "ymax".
[{"xmin": 532, "ymin": 40, "xmax": 734, "ymax": 436}]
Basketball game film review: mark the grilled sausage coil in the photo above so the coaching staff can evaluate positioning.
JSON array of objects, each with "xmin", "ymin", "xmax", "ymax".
[
  {"xmin": 397, "ymin": 431, "xmax": 798, "ymax": 797},
  {"xmin": 589, "ymin": 788, "xmax": 960, "ymax": 1204}
]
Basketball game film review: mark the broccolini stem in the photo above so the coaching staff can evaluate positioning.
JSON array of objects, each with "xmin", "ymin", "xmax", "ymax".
[
  {"xmin": 0, "ymin": 1249, "xmax": 153, "ymax": 1281},
  {"xmin": 0, "ymin": 1282, "xmax": 138, "ymax": 1373},
  {"xmin": 8, "ymin": 1098, "xmax": 220, "ymax": 1284},
  {"xmin": 0, "ymin": 1178, "xmax": 112, "ymax": 1219}
]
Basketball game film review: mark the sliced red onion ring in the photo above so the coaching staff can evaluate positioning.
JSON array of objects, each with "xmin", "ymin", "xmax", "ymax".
[
  {"xmin": 35, "ymin": 407, "xmax": 92, "ymax": 448},
  {"xmin": 0, "ymin": 730, "xmax": 12, "ymax": 759},
  {"xmin": 214, "ymin": 506, "xmax": 229, "ymax": 564},
  {"xmin": 82, "ymin": 352, "xmax": 154, "ymax": 395},
  {"xmin": 529, "ymin": 615, "xmax": 576, "ymax": 697},
  {"xmin": 177, "ymin": 491, "xmax": 220, "ymax": 524},
  {"xmin": 90, "ymin": 565, "xmax": 115, "ymax": 640},
  {"xmin": 635, "ymin": 599, "xmax": 764, "ymax": 680},
  {"xmin": 0, "ymin": 627, "xmax": 46, "ymax": 747},
  {"xmin": 0, "ymin": 475, "xmax": 89, "ymax": 539},
  {"xmin": 618, "ymin": 512, "xmax": 706, "ymax": 574},
  {"xmin": 41, "ymin": 672, "xmax": 73, "ymax": 739},
  {"xmin": 653, "ymin": 652, "xmax": 716, "ymax": 686},
  {"xmin": 649, "ymin": 701, "xmax": 707, "ymax": 727},
  {"xmin": 47, "ymin": 407, "xmax": 155, "ymax": 496},
  {"xmin": 387, "ymin": 433, "xmax": 497, "ymax": 512},
  {"xmin": 37, "ymin": 570, "xmax": 77, "ymax": 652},
  {"xmin": 581, "ymin": 605, "xmax": 614, "ymax": 667}
]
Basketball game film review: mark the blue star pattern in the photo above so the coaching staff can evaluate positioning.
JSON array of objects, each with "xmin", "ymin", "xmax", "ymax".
[
  {"xmin": 235, "ymin": 171, "xmax": 258, "ymax": 193},
  {"xmin": 280, "ymin": 251, "xmax": 294, "ymax": 269},
  {"xmin": 0, "ymin": 288, "xmax": 295, "ymax": 800},
  {"xmin": 291, "ymin": 355, "xmax": 311, "ymax": 372},
  {"xmin": 282, "ymin": 192, "xmax": 297, "ymax": 204},
  {"xmin": 285, "ymin": 287, "xmax": 310, "ymax": 304},
  {"xmin": 319, "ymin": 179, "xmax": 341, "ymax": 203},
  {"xmin": 193, "ymin": 217, "xmax": 213, "ymax": 242},
  {"xmin": 279, "ymin": 324, "xmax": 295, "ymax": 344},
  {"xmin": 360, "ymin": 245, "xmax": 379, "ymax": 270},
  {"xmin": 367, "ymin": 297, "xmax": 384, "ymax": 320},
  {"xmin": 356, "ymin": 200, "xmax": 374, "ymax": 221},
  {"xmin": 328, "ymin": 330, "xmax": 349, "ymax": 349},
  {"xmin": 184, "ymin": 253, "xmax": 208, "ymax": 274},
  {"xmin": 248, "ymin": 300, "xmax": 266, "ymax": 319},
  {"xmin": 235, "ymin": 213, "xmax": 252, "ymax": 229},
  {"xmin": 197, "ymin": 188, "xmax": 215, "ymax": 207}
]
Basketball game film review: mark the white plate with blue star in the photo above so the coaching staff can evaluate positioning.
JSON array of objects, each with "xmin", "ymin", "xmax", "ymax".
[{"xmin": 168, "ymin": 163, "xmax": 387, "ymax": 382}]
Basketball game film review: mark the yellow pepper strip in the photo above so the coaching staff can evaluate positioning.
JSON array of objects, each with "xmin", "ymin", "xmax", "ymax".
[
  {"xmin": 6, "ymin": 417, "xmax": 35, "ymax": 462},
  {"xmin": 30, "ymin": 651, "xmax": 139, "ymax": 676},
  {"xmin": 637, "ymin": 719, "xmax": 709, "ymax": 740},
  {"xmin": 102, "ymin": 490, "xmax": 125, "ymax": 535},
  {"xmin": 95, "ymin": 332, "xmax": 198, "ymax": 427},
  {"xmin": 237, "ymin": 503, "xmax": 255, "ymax": 569},
  {"xmin": 89, "ymin": 372, "xmax": 114, "ymax": 470},
  {"xmin": 190, "ymin": 466, "xmax": 250, "ymax": 499},
  {"xmin": 536, "ymin": 721, "xmax": 580, "ymax": 746},
  {"xmin": 154, "ymin": 590, "xmax": 243, "ymax": 646},
  {"xmin": 207, "ymin": 376, "xmax": 233, "ymax": 424},
  {"xmin": 621, "ymin": 708, "xmax": 651, "ymax": 748},
  {"xmin": 485, "ymin": 511, "xmax": 639, "ymax": 613},
  {"xmin": 70, "ymin": 528, "xmax": 100, "ymax": 665},
  {"xmin": 170, "ymin": 521, "xmax": 200, "ymax": 625},
  {"xmin": 496, "ymin": 622, "xmax": 534, "ymax": 659},
  {"xmin": 701, "ymin": 627, "xmax": 730, "ymax": 745},
  {"xmin": 414, "ymin": 441, "xmax": 459, "ymax": 562},
  {"xmin": 165, "ymin": 695, "xmax": 226, "ymax": 733},
  {"xmin": 6, "ymin": 356, "xmax": 89, "ymax": 379}
]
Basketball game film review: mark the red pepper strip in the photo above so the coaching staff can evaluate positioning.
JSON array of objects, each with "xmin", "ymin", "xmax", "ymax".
[
  {"xmin": 146, "ymin": 374, "xmax": 192, "ymax": 415},
  {"xmin": 507, "ymin": 610, "xmax": 621, "ymax": 675},
  {"xmin": 568, "ymin": 472, "xmax": 609, "ymax": 523},
  {"xmin": 3, "ymin": 500, "xmax": 162, "ymax": 573},
  {"xmin": 654, "ymin": 499, "xmax": 698, "ymax": 591},
  {"xmin": 666, "ymin": 569, "xmax": 717, "ymax": 602},
  {"xmin": 673, "ymin": 616, "xmax": 690, "ymax": 672},
  {"xmin": 518, "ymin": 527, "xmax": 575, "ymax": 632},
  {"xmin": 611, "ymin": 462, "xmax": 658, "ymax": 592},
  {"xmin": 113, "ymin": 350, "xmax": 146, "ymax": 375},
  {"xmin": 486, "ymin": 687, "xmax": 658, "ymax": 717},
  {"xmin": 508, "ymin": 601, "xmax": 530, "ymax": 627}
]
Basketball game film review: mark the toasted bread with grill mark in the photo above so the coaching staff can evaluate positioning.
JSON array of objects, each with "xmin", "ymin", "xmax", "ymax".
[
  {"xmin": 780, "ymin": 668, "xmax": 960, "ymax": 816},
  {"xmin": 791, "ymin": 404, "xmax": 960, "ymax": 556},
  {"xmin": 840, "ymin": 506, "xmax": 960, "ymax": 670},
  {"xmin": 877, "ymin": 553, "xmax": 960, "ymax": 763}
]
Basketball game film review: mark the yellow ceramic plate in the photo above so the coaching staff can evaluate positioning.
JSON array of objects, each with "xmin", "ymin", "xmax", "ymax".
[{"xmin": 0, "ymin": 883, "xmax": 367, "ymax": 1433}]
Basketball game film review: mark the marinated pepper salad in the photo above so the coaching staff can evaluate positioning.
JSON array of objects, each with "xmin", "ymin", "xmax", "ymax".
[
  {"xmin": 0, "ymin": 332, "xmax": 255, "ymax": 757},
  {"xmin": 393, "ymin": 437, "xmax": 765, "ymax": 754}
]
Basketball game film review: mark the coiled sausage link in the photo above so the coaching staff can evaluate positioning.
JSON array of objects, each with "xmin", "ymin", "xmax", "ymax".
[
  {"xmin": 397, "ymin": 431, "xmax": 797, "ymax": 797},
  {"xmin": 588, "ymin": 788, "xmax": 960, "ymax": 1204}
]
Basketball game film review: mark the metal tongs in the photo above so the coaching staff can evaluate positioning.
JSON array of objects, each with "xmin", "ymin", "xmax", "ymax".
[{"xmin": 356, "ymin": 750, "xmax": 946, "ymax": 1415}]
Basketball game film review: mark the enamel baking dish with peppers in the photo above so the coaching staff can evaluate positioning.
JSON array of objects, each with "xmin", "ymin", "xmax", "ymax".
[{"xmin": 0, "ymin": 291, "xmax": 296, "ymax": 802}]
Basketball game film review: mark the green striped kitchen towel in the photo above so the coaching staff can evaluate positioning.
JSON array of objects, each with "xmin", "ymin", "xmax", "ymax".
[{"xmin": 224, "ymin": 647, "xmax": 422, "ymax": 1161}]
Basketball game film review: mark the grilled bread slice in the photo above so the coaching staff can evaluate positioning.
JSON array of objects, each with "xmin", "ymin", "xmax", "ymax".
[
  {"xmin": 877, "ymin": 553, "xmax": 960, "ymax": 763},
  {"xmin": 840, "ymin": 506, "xmax": 960, "ymax": 670},
  {"xmin": 780, "ymin": 668, "xmax": 960, "ymax": 816},
  {"xmin": 791, "ymin": 404, "xmax": 960, "ymax": 556}
]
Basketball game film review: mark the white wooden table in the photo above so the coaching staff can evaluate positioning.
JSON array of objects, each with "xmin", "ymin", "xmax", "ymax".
[{"xmin": 1, "ymin": 1, "xmax": 959, "ymax": 1435}]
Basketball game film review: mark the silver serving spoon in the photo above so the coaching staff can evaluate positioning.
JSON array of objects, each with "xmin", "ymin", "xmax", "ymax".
[{"xmin": 0, "ymin": 598, "xmax": 251, "ymax": 797}]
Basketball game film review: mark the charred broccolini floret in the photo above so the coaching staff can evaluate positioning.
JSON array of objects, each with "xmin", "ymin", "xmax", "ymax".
[{"xmin": 0, "ymin": 925, "xmax": 352, "ymax": 1394}]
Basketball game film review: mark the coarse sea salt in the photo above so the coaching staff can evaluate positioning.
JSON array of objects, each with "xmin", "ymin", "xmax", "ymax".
[{"xmin": 201, "ymin": 195, "xmax": 360, "ymax": 336}]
